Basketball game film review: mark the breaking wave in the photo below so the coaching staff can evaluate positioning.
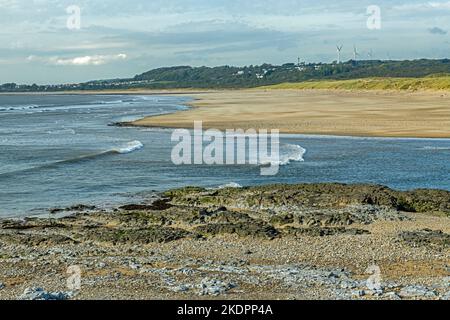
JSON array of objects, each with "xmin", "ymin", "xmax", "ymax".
[
  {"xmin": 0, "ymin": 104, "xmax": 41, "ymax": 112},
  {"xmin": 216, "ymin": 182, "xmax": 243, "ymax": 189},
  {"xmin": 0, "ymin": 97, "xmax": 145, "ymax": 114},
  {"xmin": 111, "ymin": 140, "xmax": 144, "ymax": 154},
  {"xmin": 0, "ymin": 141, "xmax": 144, "ymax": 177},
  {"xmin": 259, "ymin": 144, "xmax": 306, "ymax": 166}
]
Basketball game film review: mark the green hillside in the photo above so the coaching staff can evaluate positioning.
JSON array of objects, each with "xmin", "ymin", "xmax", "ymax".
[{"xmin": 3, "ymin": 59, "xmax": 450, "ymax": 92}]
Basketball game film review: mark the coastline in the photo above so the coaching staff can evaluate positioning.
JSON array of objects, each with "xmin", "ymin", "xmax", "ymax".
[
  {"xmin": 124, "ymin": 89, "xmax": 450, "ymax": 139},
  {"xmin": 0, "ymin": 183, "xmax": 449, "ymax": 300},
  {"xmin": 5, "ymin": 87, "xmax": 450, "ymax": 138},
  {"xmin": 1, "ymin": 93, "xmax": 449, "ymax": 300}
]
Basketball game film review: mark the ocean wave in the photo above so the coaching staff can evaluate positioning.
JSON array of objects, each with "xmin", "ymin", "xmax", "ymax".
[
  {"xmin": 0, "ymin": 104, "xmax": 41, "ymax": 112},
  {"xmin": 421, "ymin": 146, "xmax": 450, "ymax": 150},
  {"xmin": 46, "ymin": 127, "xmax": 76, "ymax": 135},
  {"xmin": 0, "ymin": 103, "xmax": 84, "ymax": 114},
  {"xmin": 0, "ymin": 141, "xmax": 144, "ymax": 178},
  {"xmin": 259, "ymin": 144, "xmax": 306, "ymax": 166},
  {"xmin": 216, "ymin": 182, "xmax": 243, "ymax": 189},
  {"xmin": 112, "ymin": 140, "xmax": 144, "ymax": 154},
  {"xmin": 0, "ymin": 98, "xmax": 141, "ymax": 114},
  {"xmin": 94, "ymin": 98, "xmax": 138, "ymax": 105}
]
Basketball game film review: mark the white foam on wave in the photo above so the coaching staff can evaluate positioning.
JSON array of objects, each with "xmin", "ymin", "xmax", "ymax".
[
  {"xmin": 112, "ymin": 140, "xmax": 144, "ymax": 154},
  {"xmin": 95, "ymin": 97, "xmax": 143, "ymax": 105},
  {"xmin": 0, "ymin": 103, "xmax": 87, "ymax": 114},
  {"xmin": 46, "ymin": 127, "xmax": 76, "ymax": 135},
  {"xmin": 0, "ymin": 97, "xmax": 141, "ymax": 114},
  {"xmin": 0, "ymin": 104, "xmax": 40, "ymax": 112},
  {"xmin": 421, "ymin": 146, "xmax": 450, "ymax": 151},
  {"xmin": 217, "ymin": 182, "xmax": 243, "ymax": 189},
  {"xmin": 259, "ymin": 143, "xmax": 306, "ymax": 166}
]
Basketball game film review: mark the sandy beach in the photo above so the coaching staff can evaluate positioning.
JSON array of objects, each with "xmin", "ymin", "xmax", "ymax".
[{"xmin": 130, "ymin": 89, "xmax": 450, "ymax": 138}]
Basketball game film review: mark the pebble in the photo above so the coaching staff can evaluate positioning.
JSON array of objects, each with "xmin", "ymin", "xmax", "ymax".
[
  {"xmin": 385, "ymin": 292, "xmax": 402, "ymax": 300},
  {"xmin": 364, "ymin": 289, "xmax": 384, "ymax": 297},
  {"xmin": 19, "ymin": 287, "xmax": 73, "ymax": 300},
  {"xmin": 198, "ymin": 278, "xmax": 236, "ymax": 296},
  {"xmin": 171, "ymin": 285, "xmax": 190, "ymax": 293},
  {"xmin": 399, "ymin": 285, "xmax": 437, "ymax": 298},
  {"xmin": 340, "ymin": 281, "xmax": 357, "ymax": 289},
  {"xmin": 352, "ymin": 290, "xmax": 366, "ymax": 297},
  {"xmin": 129, "ymin": 262, "xmax": 142, "ymax": 270}
]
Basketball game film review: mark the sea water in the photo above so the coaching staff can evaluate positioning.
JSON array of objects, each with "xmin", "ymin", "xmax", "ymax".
[{"xmin": 1, "ymin": 94, "xmax": 450, "ymax": 217}]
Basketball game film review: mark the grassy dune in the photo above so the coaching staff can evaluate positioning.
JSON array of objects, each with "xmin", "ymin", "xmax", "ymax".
[{"xmin": 262, "ymin": 75, "xmax": 450, "ymax": 91}]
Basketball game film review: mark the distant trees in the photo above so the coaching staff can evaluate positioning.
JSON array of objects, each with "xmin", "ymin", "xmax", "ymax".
[
  {"xmin": 1, "ymin": 83, "xmax": 17, "ymax": 90},
  {"xmin": 2, "ymin": 59, "xmax": 450, "ymax": 92}
]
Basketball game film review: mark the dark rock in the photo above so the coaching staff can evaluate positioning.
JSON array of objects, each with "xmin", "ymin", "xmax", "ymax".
[
  {"xmin": 49, "ymin": 204, "xmax": 96, "ymax": 214},
  {"xmin": 282, "ymin": 226, "xmax": 370, "ymax": 237},
  {"xmin": 68, "ymin": 204, "xmax": 97, "ymax": 211},
  {"xmin": 164, "ymin": 183, "xmax": 450, "ymax": 216},
  {"xmin": 270, "ymin": 214, "xmax": 294, "ymax": 226},
  {"xmin": 399, "ymin": 229, "xmax": 450, "ymax": 248},
  {"xmin": 205, "ymin": 211, "xmax": 255, "ymax": 224},
  {"xmin": 119, "ymin": 199, "xmax": 173, "ymax": 211},
  {"xmin": 195, "ymin": 222, "xmax": 279, "ymax": 240},
  {"xmin": 87, "ymin": 226, "xmax": 193, "ymax": 244}
]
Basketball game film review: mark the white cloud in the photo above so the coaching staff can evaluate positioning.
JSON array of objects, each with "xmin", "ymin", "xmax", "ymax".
[
  {"xmin": 392, "ymin": 1, "xmax": 450, "ymax": 11},
  {"xmin": 3, "ymin": 1, "xmax": 450, "ymax": 83},
  {"xmin": 28, "ymin": 53, "xmax": 127, "ymax": 66},
  {"xmin": 0, "ymin": 0, "xmax": 19, "ymax": 9}
]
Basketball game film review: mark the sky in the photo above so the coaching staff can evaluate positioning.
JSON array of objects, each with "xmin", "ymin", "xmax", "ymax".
[{"xmin": 1, "ymin": 0, "xmax": 450, "ymax": 84}]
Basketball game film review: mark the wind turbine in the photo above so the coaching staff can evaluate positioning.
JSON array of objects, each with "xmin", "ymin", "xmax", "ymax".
[
  {"xmin": 336, "ymin": 45, "xmax": 343, "ymax": 64},
  {"xmin": 367, "ymin": 49, "xmax": 374, "ymax": 60},
  {"xmin": 353, "ymin": 45, "xmax": 360, "ymax": 61}
]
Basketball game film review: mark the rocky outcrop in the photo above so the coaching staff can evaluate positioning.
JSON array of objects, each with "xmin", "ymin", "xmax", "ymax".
[
  {"xmin": 0, "ymin": 183, "xmax": 448, "ymax": 300},
  {"xmin": 164, "ymin": 183, "xmax": 450, "ymax": 217},
  {"xmin": 1, "ymin": 183, "xmax": 449, "ymax": 247},
  {"xmin": 399, "ymin": 229, "xmax": 450, "ymax": 249}
]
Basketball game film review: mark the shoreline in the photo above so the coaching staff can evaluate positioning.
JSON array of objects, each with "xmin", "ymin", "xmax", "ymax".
[
  {"xmin": 0, "ymin": 183, "xmax": 448, "ymax": 300},
  {"xmin": 5, "ymin": 88, "xmax": 450, "ymax": 138},
  {"xmin": 4, "ymin": 179, "xmax": 450, "ymax": 221},
  {"xmin": 125, "ymin": 89, "xmax": 450, "ymax": 139}
]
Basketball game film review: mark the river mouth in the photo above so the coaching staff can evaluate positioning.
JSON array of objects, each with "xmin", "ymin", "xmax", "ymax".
[{"xmin": 2, "ymin": 94, "xmax": 450, "ymax": 217}]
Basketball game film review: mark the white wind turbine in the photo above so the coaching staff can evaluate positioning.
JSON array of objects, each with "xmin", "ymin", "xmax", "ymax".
[
  {"xmin": 367, "ymin": 49, "xmax": 374, "ymax": 60},
  {"xmin": 336, "ymin": 45, "xmax": 343, "ymax": 64}
]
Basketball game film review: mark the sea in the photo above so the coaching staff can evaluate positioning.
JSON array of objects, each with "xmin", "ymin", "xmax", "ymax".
[{"xmin": 1, "ymin": 94, "xmax": 450, "ymax": 217}]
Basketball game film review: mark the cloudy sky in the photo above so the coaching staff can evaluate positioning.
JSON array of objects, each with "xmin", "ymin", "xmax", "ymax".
[{"xmin": 1, "ymin": 0, "xmax": 450, "ymax": 84}]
